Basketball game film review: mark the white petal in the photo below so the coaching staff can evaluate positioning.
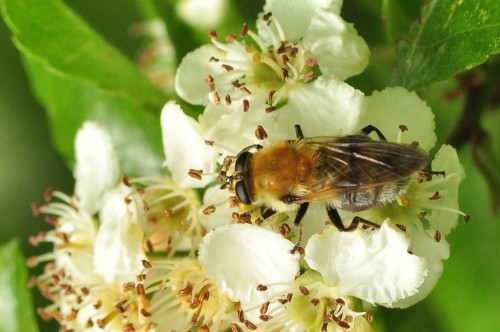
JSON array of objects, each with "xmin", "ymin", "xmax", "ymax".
[
  {"xmin": 199, "ymin": 185, "xmax": 233, "ymax": 230},
  {"xmin": 276, "ymin": 77, "xmax": 365, "ymax": 138},
  {"xmin": 199, "ymin": 224, "xmax": 299, "ymax": 305},
  {"xmin": 200, "ymin": 94, "xmax": 278, "ymax": 155},
  {"xmin": 175, "ymin": 44, "xmax": 246, "ymax": 105},
  {"xmin": 94, "ymin": 187, "xmax": 146, "ymax": 285},
  {"xmin": 390, "ymin": 223, "xmax": 449, "ymax": 308},
  {"xmin": 426, "ymin": 145, "xmax": 464, "ymax": 235},
  {"xmin": 303, "ymin": 12, "xmax": 369, "ymax": 80},
  {"xmin": 161, "ymin": 101, "xmax": 218, "ymax": 188},
  {"xmin": 258, "ymin": 0, "xmax": 343, "ymax": 44},
  {"xmin": 305, "ymin": 221, "xmax": 428, "ymax": 306},
  {"xmin": 359, "ymin": 87, "xmax": 436, "ymax": 151},
  {"xmin": 74, "ymin": 122, "xmax": 119, "ymax": 215}
]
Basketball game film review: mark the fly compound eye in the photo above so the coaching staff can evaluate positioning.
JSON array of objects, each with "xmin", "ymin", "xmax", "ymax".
[
  {"xmin": 235, "ymin": 181, "xmax": 252, "ymax": 205},
  {"xmin": 235, "ymin": 151, "xmax": 251, "ymax": 172}
]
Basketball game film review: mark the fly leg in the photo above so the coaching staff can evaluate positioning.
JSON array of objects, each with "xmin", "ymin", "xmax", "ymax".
[
  {"xmin": 358, "ymin": 125, "xmax": 387, "ymax": 141},
  {"xmin": 255, "ymin": 208, "xmax": 277, "ymax": 225},
  {"xmin": 326, "ymin": 206, "xmax": 380, "ymax": 231},
  {"xmin": 290, "ymin": 202, "xmax": 309, "ymax": 254},
  {"xmin": 294, "ymin": 124, "xmax": 305, "ymax": 139}
]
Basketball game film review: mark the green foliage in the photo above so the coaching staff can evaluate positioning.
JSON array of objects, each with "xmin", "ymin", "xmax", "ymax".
[
  {"xmin": 394, "ymin": 0, "xmax": 500, "ymax": 89},
  {"xmin": 0, "ymin": 0, "xmax": 169, "ymax": 174},
  {"xmin": 0, "ymin": 240, "xmax": 38, "ymax": 332}
]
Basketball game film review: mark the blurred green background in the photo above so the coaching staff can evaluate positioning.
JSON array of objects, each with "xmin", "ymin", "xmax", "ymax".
[{"xmin": 1, "ymin": 0, "xmax": 498, "ymax": 331}]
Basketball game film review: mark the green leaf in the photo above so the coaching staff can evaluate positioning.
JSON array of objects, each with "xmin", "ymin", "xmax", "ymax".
[
  {"xmin": 0, "ymin": 240, "xmax": 39, "ymax": 332},
  {"xmin": 381, "ymin": 0, "xmax": 424, "ymax": 44},
  {"xmin": 394, "ymin": 0, "xmax": 500, "ymax": 90},
  {"xmin": 23, "ymin": 54, "xmax": 165, "ymax": 176},
  {"xmin": 0, "ymin": 0, "xmax": 172, "ymax": 174},
  {"xmin": 0, "ymin": 0, "xmax": 167, "ymax": 110}
]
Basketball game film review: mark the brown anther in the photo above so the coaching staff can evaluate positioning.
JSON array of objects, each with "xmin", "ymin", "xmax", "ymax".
[
  {"xmin": 290, "ymin": 47, "xmax": 299, "ymax": 57},
  {"xmin": 399, "ymin": 124, "xmax": 408, "ymax": 132},
  {"xmin": 245, "ymin": 320, "xmax": 257, "ymax": 330},
  {"xmin": 232, "ymin": 80, "xmax": 241, "ymax": 88},
  {"xmin": 255, "ymin": 125, "xmax": 268, "ymax": 140},
  {"xmin": 408, "ymin": 250, "xmax": 414, "ymax": 254},
  {"xmin": 257, "ymin": 284, "xmax": 268, "ymax": 291},
  {"xmin": 335, "ymin": 298, "xmax": 345, "ymax": 305},
  {"xmin": 209, "ymin": 30, "xmax": 217, "ymax": 40},
  {"xmin": 222, "ymin": 64, "xmax": 234, "ymax": 72},
  {"xmin": 282, "ymin": 54, "xmax": 289, "ymax": 66},
  {"xmin": 434, "ymin": 230, "xmax": 442, "ymax": 243},
  {"xmin": 277, "ymin": 43, "xmax": 287, "ymax": 54},
  {"xmin": 267, "ymin": 90, "xmax": 276, "ymax": 104},
  {"xmin": 225, "ymin": 95, "xmax": 232, "ymax": 105},
  {"xmin": 141, "ymin": 259, "xmax": 152, "ymax": 269},
  {"xmin": 188, "ymin": 169, "xmax": 204, "ymax": 180},
  {"xmin": 86, "ymin": 318, "xmax": 94, "ymax": 328},
  {"xmin": 209, "ymin": 56, "xmax": 219, "ymax": 62},
  {"xmin": 121, "ymin": 173, "xmax": 131, "ymax": 186},
  {"xmin": 204, "ymin": 139, "xmax": 215, "ymax": 147},
  {"xmin": 419, "ymin": 211, "xmax": 427, "ymax": 219},
  {"xmin": 205, "ymin": 75, "xmax": 214, "ymax": 85},
  {"xmin": 202, "ymin": 205, "xmax": 216, "ymax": 215},
  {"xmin": 311, "ymin": 298, "xmax": 320, "ymax": 306},
  {"xmin": 240, "ymin": 23, "xmax": 249, "ymax": 37},
  {"xmin": 279, "ymin": 223, "xmax": 291, "ymax": 237},
  {"xmin": 81, "ymin": 287, "xmax": 90, "ymax": 296},
  {"xmin": 428, "ymin": 191, "xmax": 441, "ymax": 200},
  {"xmin": 280, "ymin": 68, "xmax": 289, "ymax": 80},
  {"xmin": 213, "ymin": 91, "xmax": 221, "ymax": 105},
  {"xmin": 240, "ymin": 86, "xmax": 252, "ymax": 95},
  {"xmin": 464, "ymin": 215, "xmax": 470, "ymax": 223},
  {"xmin": 411, "ymin": 141, "xmax": 420, "ymax": 147},
  {"xmin": 122, "ymin": 282, "xmax": 135, "ymax": 292},
  {"xmin": 243, "ymin": 99, "xmax": 250, "ymax": 112},
  {"xmin": 140, "ymin": 308, "xmax": 152, "ymax": 317},
  {"xmin": 237, "ymin": 309, "xmax": 245, "ymax": 322},
  {"xmin": 287, "ymin": 292, "xmax": 293, "ymax": 302},
  {"xmin": 262, "ymin": 12, "xmax": 272, "ymax": 21},
  {"xmin": 44, "ymin": 188, "xmax": 54, "ymax": 202},
  {"xmin": 230, "ymin": 323, "xmax": 243, "ymax": 332},
  {"xmin": 96, "ymin": 318, "xmax": 106, "ymax": 329},
  {"xmin": 136, "ymin": 283, "xmax": 145, "ymax": 296},
  {"xmin": 277, "ymin": 298, "xmax": 288, "ymax": 304},
  {"xmin": 259, "ymin": 314, "xmax": 272, "ymax": 321},
  {"xmin": 395, "ymin": 224, "xmax": 407, "ymax": 232},
  {"xmin": 296, "ymin": 246, "xmax": 305, "ymax": 255},
  {"xmin": 94, "ymin": 299, "xmax": 103, "ymax": 310},
  {"xmin": 260, "ymin": 301, "xmax": 270, "ymax": 315},
  {"xmin": 265, "ymin": 106, "xmax": 277, "ymax": 113},
  {"xmin": 299, "ymin": 285, "xmax": 309, "ymax": 296},
  {"xmin": 137, "ymin": 273, "xmax": 147, "ymax": 282},
  {"xmin": 228, "ymin": 196, "xmax": 239, "ymax": 207},
  {"xmin": 123, "ymin": 323, "xmax": 135, "ymax": 332}
]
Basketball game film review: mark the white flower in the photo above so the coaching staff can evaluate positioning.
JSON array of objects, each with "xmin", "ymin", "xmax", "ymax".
[
  {"xmin": 197, "ymin": 223, "xmax": 426, "ymax": 330},
  {"xmin": 93, "ymin": 185, "xmax": 146, "ymax": 285},
  {"xmin": 161, "ymin": 101, "xmax": 218, "ymax": 187},
  {"xmin": 74, "ymin": 121, "xmax": 120, "ymax": 215},
  {"xmin": 175, "ymin": 0, "xmax": 369, "ymax": 154},
  {"xmin": 29, "ymin": 122, "xmax": 147, "ymax": 331}
]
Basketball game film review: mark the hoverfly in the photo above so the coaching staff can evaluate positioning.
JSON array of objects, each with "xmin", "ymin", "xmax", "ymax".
[{"xmin": 223, "ymin": 124, "xmax": 428, "ymax": 231}]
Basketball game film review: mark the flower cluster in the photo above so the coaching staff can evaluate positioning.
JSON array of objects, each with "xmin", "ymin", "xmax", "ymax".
[{"xmin": 29, "ymin": 0, "xmax": 466, "ymax": 331}]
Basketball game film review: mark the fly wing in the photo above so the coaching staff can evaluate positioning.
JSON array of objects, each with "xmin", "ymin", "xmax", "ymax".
[{"xmin": 297, "ymin": 135, "xmax": 428, "ymax": 202}]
